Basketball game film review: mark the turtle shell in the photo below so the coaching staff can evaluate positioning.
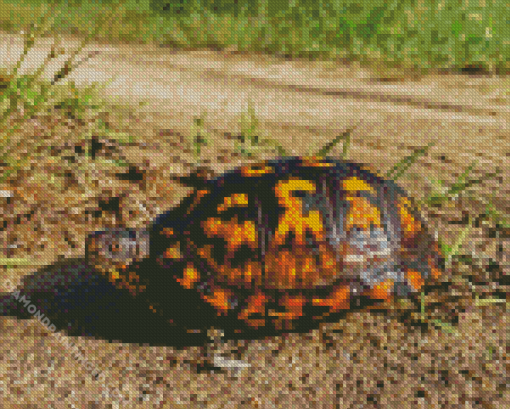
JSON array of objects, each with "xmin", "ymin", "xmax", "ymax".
[{"xmin": 142, "ymin": 156, "xmax": 444, "ymax": 331}]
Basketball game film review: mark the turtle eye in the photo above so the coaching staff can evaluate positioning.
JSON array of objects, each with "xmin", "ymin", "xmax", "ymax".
[{"xmin": 109, "ymin": 244, "xmax": 120, "ymax": 253}]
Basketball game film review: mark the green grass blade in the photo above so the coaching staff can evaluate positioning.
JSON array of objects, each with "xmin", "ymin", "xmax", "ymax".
[
  {"xmin": 315, "ymin": 123, "xmax": 359, "ymax": 158},
  {"xmin": 385, "ymin": 141, "xmax": 435, "ymax": 181}
]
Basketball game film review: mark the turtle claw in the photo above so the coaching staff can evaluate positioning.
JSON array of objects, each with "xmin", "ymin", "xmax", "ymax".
[{"xmin": 203, "ymin": 328, "xmax": 251, "ymax": 373}]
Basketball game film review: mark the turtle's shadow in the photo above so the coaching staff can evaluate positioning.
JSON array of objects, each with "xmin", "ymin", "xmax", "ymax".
[
  {"xmin": 0, "ymin": 257, "xmax": 210, "ymax": 348},
  {"xmin": 0, "ymin": 256, "xmax": 429, "ymax": 350}
]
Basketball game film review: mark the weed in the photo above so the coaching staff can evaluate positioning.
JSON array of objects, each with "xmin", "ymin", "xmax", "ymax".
[
  {"xmin": 385, "ymin": 142, "xmax": 435, "ymax": 182},
  {"xmin": 234, "ymin": 100, "xmax": 286, "ymax": 158},
  {"xmin": 190, "ymin": 114, "xmax": 209, "ymax": 163},
  {"xmin": 314, "ymin": 123, "xmax": 358, "ymax": 159},
  {"xmin": 0, "ymin": 4, "xmax": 126, "ymax": 185}
]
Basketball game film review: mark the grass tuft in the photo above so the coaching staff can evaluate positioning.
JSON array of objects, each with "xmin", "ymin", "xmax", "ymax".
[{"xmin": 1, "ymin": 0, "xmax": 507, "ymax": 74}]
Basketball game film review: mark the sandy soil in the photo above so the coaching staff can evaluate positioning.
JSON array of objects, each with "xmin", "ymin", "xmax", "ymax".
[{"xmin": 0, "ymin": 31, "xmax": 508, "ymax": 408}]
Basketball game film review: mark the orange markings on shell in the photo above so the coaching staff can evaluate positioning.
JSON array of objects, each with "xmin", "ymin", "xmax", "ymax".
[
  {"xmin": 238, "ymin": 293, "xmax": 269, "ymax": 328},
  {"xmin": 197, "ymin": 245, "xmax": 264, "ymax": 289},
  {"xmin": 162, "ymin": 244, "xmax": 183, "ymax": 260},
  {"xmin": 428, "ymin": 242, "xmax": 443, "ymax": 280},
  {"xmin": 405, "ymin": 270, "xmax": 425, "ymax": 291},
  {"xmin": 398, "ymin": 197, "xmax": 422, "ymax": 235},
  {"xmin": 299, "ymin": 157, "xmax": 336, "ymax": 167},
  {"xmin": 176, "ymin": 262, "xmax": 201, "ymax": 289},
  {"xmin": 109, "ymin": 268, "xmax": 146, "ymax": 296},
  {"xmin": 359, "ymin": 164, "xmax": 384, "ymax": 178},
  {"xmin": 201, "ymin": 216, "xmax": 258, "ymax": 255},
  {"xmin": 345, "ymin": 196, "xmax": 382, "ymax": 230},
  {"xmin": 264, "ymin": 245, "xmax": 339, "ymax": 290},
  {"xmin": 240, "ymin": 164, "xmax": 275, "ymax": 177},
  {"xmin": 161, "ymin": 227, "xmax": 175, "ymax": 238},
  {"xmin": 269, "ymin": 294, "xmax": 307, "ymax": 331},
  {"xmin": 203, "ymin": 288, "xmax": 235, "ymax": 315},
  {"xmin": 273, "ymin": 178, "xmax": 325, "ymax": 246},
  {"xmin": 362, "ymin": 280, "xmax": 394, "ymax": 301},
  {"xmin": 185, "ymin": 189, "xmax": 210, "ymax": 216},
  {"xmin": 312, "ymin": 285, "xmax": 351, "ymax": 314},
  {"xmin": 217, "ymin": 193, "xmax": 249, "ymax": 213},
  {"xmin": 342, "ymin": 177, "xmax": 376, "ymax": 193}
]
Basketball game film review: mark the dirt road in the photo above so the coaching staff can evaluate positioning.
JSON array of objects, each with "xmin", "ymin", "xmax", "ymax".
[
  {"xmin": 0, "ymin": 31, "xmax": 508, "ymax": 408},
  {"xmin": 2, "ymin": 31, "xmax": 508, "ymax": 214},
  {"xmin": 1, "ymin": 31, "xmax": 508, "ymax": 171}
]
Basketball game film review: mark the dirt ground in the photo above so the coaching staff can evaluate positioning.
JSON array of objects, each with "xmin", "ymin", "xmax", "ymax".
[{"xmin": 0, "ymin": 31, "xmax": 508, "ymax": 408}]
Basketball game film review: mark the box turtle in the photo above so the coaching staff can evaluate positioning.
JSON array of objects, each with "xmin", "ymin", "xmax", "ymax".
[{"xmin": 87, "ymin": 156, "xmax": 444, "ymax": 334}]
